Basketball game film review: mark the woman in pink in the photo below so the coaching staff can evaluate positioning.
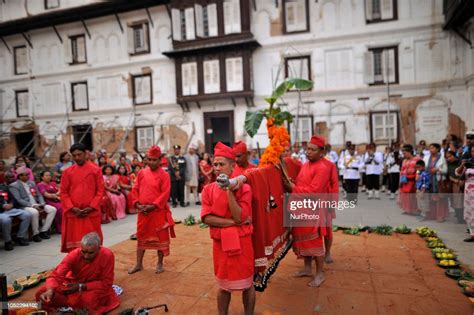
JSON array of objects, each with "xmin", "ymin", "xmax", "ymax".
[
  {"xmin": 37, "ymin": 170, "xmax": 63, "ymax": 233},
  {"xmin": 102, "ymin": 165, "xmax": 126, "ymax": 220},
  {"xmin": 398, "ymin": 144, "xmax": 421, "ymax": 214}
]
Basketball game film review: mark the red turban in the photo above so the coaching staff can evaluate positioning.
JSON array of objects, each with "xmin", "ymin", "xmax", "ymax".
[
  {"xmin": 214, "ymin": 142, "xmax": 235, "ymax": 160},
  {"xmin": 147, "ymin": 145, "xmax": 162, "ymax": 158},
  {"xmin": 310, "ymin": 135, "xmax": 325, "ymax": 148},
  {"xmin": 232, "ymin": 141, "xmax": 248, "ymax": 154}
]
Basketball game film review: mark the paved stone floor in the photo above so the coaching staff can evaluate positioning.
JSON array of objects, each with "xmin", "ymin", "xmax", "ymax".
[{"xmin": 1, "ymin": 191, "xmax": 473, "ymax": 282}]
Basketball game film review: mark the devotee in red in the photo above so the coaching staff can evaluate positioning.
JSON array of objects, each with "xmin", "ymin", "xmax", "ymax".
[
  {"xmin": 283, "ymin": 135, "xmax": 331, "ymax": 287},
  {"xmin": 36, "ymin": 232, "xmax": 120, "ymax": 314},
  {"xmin": 128, "ymin": 145, "xmax": 175, "ymax": 274},
  {"xmin": 60, "ymin": 143, "xmax": 104, "ymax": 253},
  {"xmin": 231, "ymin": 141, "xmax": 256, "ymax": 177},
  {"xmin": 201, "ymin": 142, "xmax": 256, "ymax": 315}
]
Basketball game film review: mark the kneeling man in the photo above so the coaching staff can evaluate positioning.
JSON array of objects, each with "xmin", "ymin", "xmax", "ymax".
[{"xmin": 36, "ymin": 232, "xmax": 120, "ymax": 314}]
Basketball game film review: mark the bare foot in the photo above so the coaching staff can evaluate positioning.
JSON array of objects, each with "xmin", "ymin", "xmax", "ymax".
[
  {"xmin": 308, "ymin": 274, "xmax": 325, "ymax": 287},
  {"xmin": 325, "ymin": 255, "xmax": 334, "ymax": 264},
  {"xmin": 293, "ymin": 270, "xmax": 313, "ymax": 278},
  {"xmin": 128, "ymin": 265, "xmax": 143, "ymax": 274},
  {"xmin": 156, "ymin": 264, "xmax": 164, "ymax": 274}
]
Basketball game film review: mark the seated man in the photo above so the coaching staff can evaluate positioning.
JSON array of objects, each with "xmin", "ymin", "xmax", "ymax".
[
  {"xmin": 9, "ymin": 166, "xmax": 57, "ymax": 242},
  {"xmin": 0, "ymin": 172, "xmax": 32, "ymax": 251},
  {"xmin": 36, "ymin": 232, "xmax": 120, "ymax": 314}
]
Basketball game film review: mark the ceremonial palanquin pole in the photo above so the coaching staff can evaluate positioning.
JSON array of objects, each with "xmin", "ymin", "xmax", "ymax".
[{"xmin": 243, "ymin": 78, "xmax": 313, "ymax": 291}]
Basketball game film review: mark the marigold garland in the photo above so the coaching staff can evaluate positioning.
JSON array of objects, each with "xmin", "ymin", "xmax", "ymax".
[{"xmin": 258, "ymin": 118, "xmax": 290, "ymax": 168}]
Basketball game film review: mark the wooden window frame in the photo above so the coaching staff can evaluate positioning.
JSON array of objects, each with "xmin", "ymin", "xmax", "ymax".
[
  {"xmin": 71, "ymin": 81, "xmax": 89, "ymax": 112},
  {"xmin": 129, "ymin": 22, "xmax": 151, "ymax": 56},
  {"xmin": 284, "ymin": 55, "xmax": 312, "ymax": 91},
  {"xmin": 282, "ymin": 0, "xmax": 310, "ymax": 34},
  {"xmin": 368, "ymin": 46, "xmax": 398, "ymax": 85},
  {"xmin": 366, "ymin": 0, "xmax": 398, "ymax": 24},
  {"xmin": 135, "ymin": 126, "xmax": 155, "ymax": 152},
  {"xmin": 15, "ymin": 90, "xmax": 29, "ymax": 118},
  {"xmin": 70, "ymin": 34, "xmax": 87, "ymax": 64},
  {"xmin": 44, "ymin": 0, "xmax": 60, "ymax": 9},
  {"xmin": 287, "ymin": 115, "xmax": 314, "ymax": 144},
  {"xmin": 132, "ymin": 73, "xmax": 153, "ymax": 106},
  {"xmin": 14, "ymin": 45, "xmax": 28, "ymax": 75},
  {"xmin": 369, "ymin": 111, "xmax": 400, "ymax": 144}
]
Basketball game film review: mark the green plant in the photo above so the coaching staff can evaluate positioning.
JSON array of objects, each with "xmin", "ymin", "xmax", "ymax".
[
  {"xmin": 184, "ymin": 214, "xmax": 196, "ymax": 226},
  {"xmin": 244, "ymin": 78, "xmax": 313, "ymax": 137}
]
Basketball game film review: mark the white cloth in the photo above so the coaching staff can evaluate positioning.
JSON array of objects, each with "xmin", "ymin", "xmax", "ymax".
[
  {"xmin": 386, "ymin": 152, "xmax": 400, "ymax": 173},
  {"xmin": 326, "ymin": 151, "xmax": 338, "ymax": 164},
  {"xmin": 364, "ymin": 152, "xmax": 384, "ymax": 175},
  {"xmin": 24, "ymin": 205, "xmax": 57, "ymax": 234},
  {"xmin": 338, "ymin": 152, "xmax": 362, "ymax": 180},
  {"xmin": 423, "ymin": 154, "xmax": 447, "ymax": 182}
]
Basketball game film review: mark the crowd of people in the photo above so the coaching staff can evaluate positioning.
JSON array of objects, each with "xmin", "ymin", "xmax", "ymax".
[{"xmin": 0, "ymin": 129, "xmax": 471, "ymax": 314}]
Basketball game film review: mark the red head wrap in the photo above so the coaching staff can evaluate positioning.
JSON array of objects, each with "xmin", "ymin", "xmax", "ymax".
[
  {"xmin": 310, "ymin": 135, "xmax": 326, "ymax": 148},
  {"xmin": 214, "ymin": 142, "xmax": 235, "ymax": 160},
  {"xmin": 147, "ymin": 145, "xmax": 162, "ymax": 158},
  {"xmin": 232, "ymin": 141, "xmax": 248, "ymax": 154}
]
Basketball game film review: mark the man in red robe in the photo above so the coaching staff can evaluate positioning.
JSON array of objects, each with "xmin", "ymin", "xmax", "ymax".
[
  {"xmin": 60, "ymin": 143, "xmax": 104, "ymax": 253},
  {"xmin": 283, "ymin": 135, "xmax": 331, "ymax": 287},
  {"xmin": 201, "ymin": 142, "xmax": 255, "ymax": 315},
  {"xmin": 128, "ymin": 145, "xmax": 175, "ymax": 274},
  {"xmin": 36, "ymin": 232, "xmax": 120, "ymax": 314},
  {"xmin": 231, "ymin": 141, "xmax": 256, "ymax": 177}
]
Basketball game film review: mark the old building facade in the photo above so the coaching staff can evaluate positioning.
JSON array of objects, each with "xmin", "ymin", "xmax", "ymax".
[{"xmin": 0, "ymin": 0, "xmax": 473, "ymax": 165}]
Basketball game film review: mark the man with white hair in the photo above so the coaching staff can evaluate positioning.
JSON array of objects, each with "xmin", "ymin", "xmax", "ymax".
[
  {"xmin": 36, "ymin": 232, "xmax": 120, "ymax": 314},
  {"xmin": 184, "ymin": 144, "xmax": 201, "ymax": 205}
]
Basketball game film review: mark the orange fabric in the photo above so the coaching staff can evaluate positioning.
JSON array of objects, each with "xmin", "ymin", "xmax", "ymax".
[
  {"xmin": 60, "ymin": 162, "xmax": 104, "ymax": 253},
  {"xmin": 292, "ymin": 159, "xmax": 331, "ymax": 257},
  {"xmin": 36, "ymin": 247, "xmax": 119, "ymax": 315},
  {"xmin": 132, "ymin": 167, "xmax": 175, "ymax": 253}
]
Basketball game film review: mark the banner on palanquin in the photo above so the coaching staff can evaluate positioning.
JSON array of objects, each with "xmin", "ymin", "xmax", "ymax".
[{"xmin": 243, "ymin": 165, "xmax": 292, "ymax": 291}]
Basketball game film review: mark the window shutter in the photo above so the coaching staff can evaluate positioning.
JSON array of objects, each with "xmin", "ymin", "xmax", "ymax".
[
  {"xmin": 233, "ymin": 0, "xmax": 241, "ymax": 33},
  {"xmin": 383, "ymin": 49, "xmax": 396, "ymax": 83},
  {"xmin": 204, "ymin": 60, "xmax": 220, "ymax": 94},
  {"xmin": 208, "ymin": 4, "xmax": 218, "ymax": 36},
  {"xmin": 363, "ymin": 51, "xmax": 375, "ymax": 84},
  {"xmin": 285, "ymin": 2, "xmax": 296, "ymax": 32},
  {"xmin": 127, "ymin": 27, "xmax": 135, "ymax": 54},
  {"xmin": 76, "ymin": 36, "xmax": 86, "ymax": 62},
  {"xmin": 74, "ymin": 83, "xmax": 88, "ymax": 110},
  {"xmin": 195, "ymin": 4, "xmax": 204, "ymax": 37},
  {"xmin": 226, "ymin": 57, "xmax": 243, "ymax": 92},
  {"xmin": 17, "ymin": 47, "xmax": 28, "ymax": 73},
  {"xmin": 365, "ymin": 0, "xmax": 373, "ymax": 21},
  {"xmin": 185, "ymin": 7, "xmax": 195, "ymax": 40},
  {"xmin": 381, "ymin": 0, "xmax": 394, "ymax": 20},
  {"xmin": 172, "ymin": 9, "xmax": 182, "ymax": 41},
  {"xmin": 224, "ymin": 1, "xmax": 232, "ymax": 34},
  {"xmin": 296, "ymin": 0, "xmax": 306, "ymax": 32},
  {"xmin": 64, "ymin": 40, "xmax": 73, "ymax": 63},
  {"xmin": 182, "ymin": 63, "xmax": 189, "ymax": 95},
  {"xmin": 17, "ymin": 91, "xmax": 29, "ymax": 116},
  {"xmin": 190, "ymin": 62, "xmax": 198, "ymax": 94},
  {"xmin": 142, "ymin": 24, "xmax": 150, "ymax": 52}
]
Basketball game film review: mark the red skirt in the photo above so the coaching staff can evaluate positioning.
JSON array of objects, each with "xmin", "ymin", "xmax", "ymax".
[
  {"xmin": 213, "ymin": 235, "xmax": 254, "ymax": 291},
  {"xmin": 292, "ymin": 226, "xmax": 325, "ymax": 258},
  {"xmin": 61, "ymin": 210, "xmax": 103, "ymax": 253}
]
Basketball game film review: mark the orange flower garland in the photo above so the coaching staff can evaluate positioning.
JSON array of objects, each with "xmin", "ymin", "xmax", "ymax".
[{"xmin": 258, "ymin": 118, "xmax": 290, "ymax": 168}]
